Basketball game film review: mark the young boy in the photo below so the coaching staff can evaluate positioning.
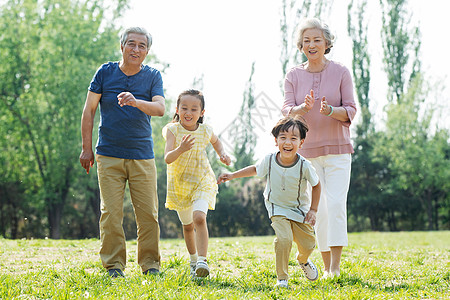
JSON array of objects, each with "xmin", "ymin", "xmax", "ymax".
[{"xmin": 217, "ymin": 117, "xmax": 321, "ymax": 288}]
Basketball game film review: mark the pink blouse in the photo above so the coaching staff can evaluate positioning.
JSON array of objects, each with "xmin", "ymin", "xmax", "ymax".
[{"xmin": 282, "ymin": 60, "xmax": 357, "ymax": 158}]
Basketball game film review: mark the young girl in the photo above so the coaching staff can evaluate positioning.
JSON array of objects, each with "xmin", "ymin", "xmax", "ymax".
[{"xmin": 163, "ymin": 89, "xmax": 231, "ymax": 277}]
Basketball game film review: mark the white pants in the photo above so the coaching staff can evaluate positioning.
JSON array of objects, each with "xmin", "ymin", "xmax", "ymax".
[{"xmin": 308, "ymin": 153, "xmax": 351, "ymax": 252}]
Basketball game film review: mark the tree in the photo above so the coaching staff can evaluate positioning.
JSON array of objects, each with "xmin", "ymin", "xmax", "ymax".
[
  {"xmin": 380, "ymin": 0, "xmax": 420, "ymax": 104},
  {"xmin": 376, "ymin": 0, "xmax": 449, "ymax": 230},
  {"xmin": 347, "ymin": 0, "xmax": 371, "ymax": 138},
  {"xmin": 151, "ymin": 99, "xmax": 180, "ymax": 238},
  {"xmin": 279, "ymin": 0, "xmax": 311, "ymax": 81},
  {"xmin": 0, "ymin": 0, "xmax": 126, "ymax": 238},
  {"xmin": 346, "ymin": 0, "xmax": 380, "ymax": 231},
  {"xmin": 373, "ymin": 77, "xmax": 450, "ymax": 230},
  {"xmin": 346, "ymin": 0, "xmax": 394, "ymax": 231},
  {"xmin": 279, "ymin": 0, "xmax": 333, "ymax": 92},
  {"xmin": 233, "ymin": 62, "xmax": 257, "ymax": 170},
  {"xmin": 211, "ymin": 62, "xmax": 272, "ymax": 237},
  {"xmin": 375, "ymin": 0, "xmax": 428, "ymax": 230}
]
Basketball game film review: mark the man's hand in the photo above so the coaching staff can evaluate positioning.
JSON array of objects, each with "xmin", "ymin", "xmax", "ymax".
[
  {"xmin": 117, "ymin": 92, "xmax": 137, "ymax": 107},
  {"xmin": 79, "ymin": 149, "xmax": 95, "ymax": 174}
]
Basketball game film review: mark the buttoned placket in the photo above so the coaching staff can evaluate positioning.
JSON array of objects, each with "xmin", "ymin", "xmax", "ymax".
[
  {"xmin": 281, "ymin": 168, "xmax": 287, "ymax": 191},
  {"xmin": 312, "ymin": 73, "xmax": 321, "ymax": 100},
  {"xmin": 126, "ymin": 75, "xmax": 131, "ymax": 92}
]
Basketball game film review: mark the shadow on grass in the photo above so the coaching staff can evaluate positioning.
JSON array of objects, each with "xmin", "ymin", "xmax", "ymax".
[
  {"xmin": 326, "ymin": 273, "xmax": 413, "ymax": 293},
  {"xmin": 190, "ymin": 272, "xmax": 274, "ymax": 294}
]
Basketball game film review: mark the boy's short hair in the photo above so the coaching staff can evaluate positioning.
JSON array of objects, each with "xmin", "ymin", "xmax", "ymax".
[{"xmin": 271, "ymin": 117, "xmax": 309, "ymax": 139}]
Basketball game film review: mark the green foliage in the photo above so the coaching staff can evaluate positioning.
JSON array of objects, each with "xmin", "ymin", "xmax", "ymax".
[
  {"xmin": 279, "ymin": 0, "xmax": 315, "ymax": 93},
  {"xmin": 1, "ymin": 232, "xmax": 449, "ymax": 298},
  {"xmin": 347, "ymin": 0, "xmax": 371, "ymax": 137},
  {"xmin": 372, "ymin": 76, "xmax": 450, "ymax": 230},
  {"xmin": 151, "ymin": 99, "xmax": 182, "ymax": 238},
  {"xmin": 380, "ymin": 0, "xmax": 420, "ymax": 103},
  {"xmin": 347, "ymin": 0, "xmax": 449, "ymax": 231},
  {"xmin": 212, "ymin": 178, "xmax": 272, "ymax": 237},
  {"xmin": 1, "ymin": 0, "xmax": 449, "ymax": 240},
  {"xmin": 279, "ymin": 0, "xmax": 333, "ymax": 93},
  {"xmin": 233, "ymin": 62, "xmax": 256, "ymax": 170},
  {"xmin": 0, "ymin": 0, "xmax": 123, "ymax": 238},
  {"xmin": 347, "ymin": 75, "xmax": 450, "ymax": 231},
  {"xmin": 209, "ymin": 62, "xmax": 271, "ymax": 237},
  {"xmin": 346, "ymin": 0, "xmax": 381, "ymax": 232}
]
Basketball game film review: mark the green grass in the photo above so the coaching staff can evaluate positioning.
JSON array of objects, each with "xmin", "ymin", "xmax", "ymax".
[{"xmin": 1, "ymin": 232, "xmax": 449, "ymax": 299}]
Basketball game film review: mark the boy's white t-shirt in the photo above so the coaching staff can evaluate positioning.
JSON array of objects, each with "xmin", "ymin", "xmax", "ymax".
[{"xmin": 255, "ymin": 152, "xmax": 319, "ymax": 223}]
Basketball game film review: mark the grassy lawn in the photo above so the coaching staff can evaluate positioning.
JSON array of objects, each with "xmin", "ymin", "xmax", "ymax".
[{"xmin": 1, "ymin": 231, "xmax": 449, "ymax": 299}]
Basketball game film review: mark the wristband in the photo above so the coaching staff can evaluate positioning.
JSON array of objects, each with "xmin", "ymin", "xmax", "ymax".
[{"xmin": 326, "ymin": 106, "xmax": 333, "ymax": 116}]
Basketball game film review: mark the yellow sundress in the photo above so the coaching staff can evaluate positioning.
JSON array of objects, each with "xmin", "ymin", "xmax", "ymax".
[{"xmin": 162, "ymin": 122, "xmax": 218, "ymax": 211}]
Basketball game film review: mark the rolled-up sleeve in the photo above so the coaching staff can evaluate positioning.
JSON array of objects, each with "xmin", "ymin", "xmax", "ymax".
[
  {"xmin": 282, "ymin": 72, "xmax": 297, "ymax": 116},
  {"xmin": 340, "ymin": 68, "xmax": 357, "ymax": 127}
]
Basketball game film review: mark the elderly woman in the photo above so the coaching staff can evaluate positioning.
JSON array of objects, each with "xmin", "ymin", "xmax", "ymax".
[{"xmin": 282, "ymin": 18, "xmax": 357, "ymax": 277}]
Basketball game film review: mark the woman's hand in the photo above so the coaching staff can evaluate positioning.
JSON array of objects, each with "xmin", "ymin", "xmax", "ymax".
[
  {"xmin": 304, "ymin": 89, "xmax": 316, "ymax": 111},
  {"xmin": 319, "ymin": 97, "xmax": 333, "ymax": 116}
]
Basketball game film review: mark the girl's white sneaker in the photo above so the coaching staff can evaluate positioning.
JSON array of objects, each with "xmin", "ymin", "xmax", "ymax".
[
  {"xmin": 195, "ymin": 260, "xmax": 210, "ymax": 277},
  {"xmin": 189, "ymin": 261, "xmax": 196, "ymax": 277}
]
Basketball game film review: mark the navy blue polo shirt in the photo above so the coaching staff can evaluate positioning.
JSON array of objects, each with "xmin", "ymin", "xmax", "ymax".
[{"xmin": 88, "ymin": 62, "xmax": 164, "ymax": 159}]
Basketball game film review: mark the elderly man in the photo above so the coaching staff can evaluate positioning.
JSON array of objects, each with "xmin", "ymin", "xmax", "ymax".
[{"xmin": 80, "ymin": 27, "xmax": 165, "ymax": 277}]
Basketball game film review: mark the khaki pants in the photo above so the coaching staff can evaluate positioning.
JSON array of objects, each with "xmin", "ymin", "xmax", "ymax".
[
  {"xmin": 97, "ymin": 154, "xmax": 160, "ymax": 272},
  {"xmin": 271, "ymin": 216, "xmax": 316, "ymax": 280}
]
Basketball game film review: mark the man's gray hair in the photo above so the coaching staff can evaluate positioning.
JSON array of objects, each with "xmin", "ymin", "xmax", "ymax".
[{"xmin": 120, "ymin": 27, "xmax": 152, "ymax": 48}]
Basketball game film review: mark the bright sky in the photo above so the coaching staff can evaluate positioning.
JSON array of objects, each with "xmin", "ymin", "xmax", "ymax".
[{"xmin": 118, "ymin": 0, "xmax": 449, "ymax": 160}]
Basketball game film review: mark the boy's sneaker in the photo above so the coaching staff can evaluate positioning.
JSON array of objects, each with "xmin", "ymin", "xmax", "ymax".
[
  {"xmin": 195, "ymin": 259, "xmax": 210, "ymax": 277},
  {"xmin": 189, "ymin": 261, "xmax": 197, "ymax": 277},
  {"xmin": 299, "ymin": 259, "xmax": 319, "ymax": 281},
  {"xmin": 274, "ymin": 279, "xmax": 288, "ymax": 288}
]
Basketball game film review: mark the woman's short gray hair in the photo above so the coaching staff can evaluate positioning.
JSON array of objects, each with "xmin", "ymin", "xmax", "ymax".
[
  {"xmin": 120, "ymin": 27, "xmax": 152, "ymax": 48},
  {"xmin": 296, "ymin": 18, "xmax": 335, "ymax": 54}
]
